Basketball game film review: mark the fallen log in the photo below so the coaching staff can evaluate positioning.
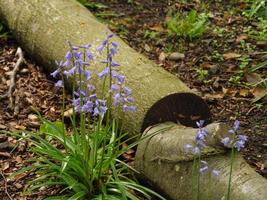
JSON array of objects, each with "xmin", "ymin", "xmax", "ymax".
[
  {"xmin": 135, "ymin": 122, "xmax": 267, "ymax": 200},
  {"xmin": 1, "ymin": 1, "xmax": 266, "ymax": 200},
  {"xmin": 0, "ymin": 0, "xmax": 211, "ymax": 136}
]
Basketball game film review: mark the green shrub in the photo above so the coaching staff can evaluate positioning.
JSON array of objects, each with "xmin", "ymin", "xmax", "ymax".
[{"xmin": 166, "ymin": 10, "xmax": 209, "ymax": 40}]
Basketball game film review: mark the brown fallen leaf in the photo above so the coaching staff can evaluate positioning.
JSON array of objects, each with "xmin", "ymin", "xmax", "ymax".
[
  {"xmin": 236, "ymin": 34, "xmax": 248, "ymax": 43},
  {"xmin": 15, "ymin": 155, "xmax": 23, "ymax": 163},
  {"xmin": 64, "ymin": 108, "xmax": 73, "ymax": 117},
  {"xmin": 15, "ymin": 125, "xmax": 26, "ymax": 130},
  {"xmin": 2, "ymin": 161, "xmax": 10, "ymax": 171},
  {"xmin": 149, "ymin": 24, "xmax": 164, "ymax": 32},
  {"xmin": 226, "ymin": 63, "xmax": 238, "ymax": 72},
  {"xmin": 239, "ymin": 89, "xmax": 251, "ymax": 97},
  {"xmin": 223, "ymin": 52, "xmax": 241, "ymax": 60},
  {"xmin": 252, "ymin": 86, "xmax": 267, "ymax": 103},
  {"xmin": 201, "ymin": 63, "xmax": 216, "ymax": 69},
  {"xmin": 204, "ymin": 93, "xmax": 225, "ymax": 99},
  {"xmin": 223, "ymin": 87, "xmax": 238, "ymax": 96},
  {"xmin": 245, "ymin": 72, "xmax": 262, "ymax": 85}
]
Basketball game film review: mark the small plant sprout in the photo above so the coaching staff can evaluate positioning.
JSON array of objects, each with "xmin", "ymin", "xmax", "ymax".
[{"xmin": 196, "ymin": 68, "xmax": 209, "ymax": 81}]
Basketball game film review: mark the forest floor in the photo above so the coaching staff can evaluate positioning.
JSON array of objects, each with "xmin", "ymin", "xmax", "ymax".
[
  {"xmin": 87, "ymin": 0, "xmax": 267, "ymax": 174},
  {"xmin": 0, "ymin": 0, "xmax": 266, "ymax": 199}
]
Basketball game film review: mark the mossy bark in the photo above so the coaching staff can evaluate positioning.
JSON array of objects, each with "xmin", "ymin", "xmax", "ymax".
[
  {"xmin": 0, "ymin": 0, "xmax": 192, "ymax": 136},
  {"xmin": 135, "ymin": 122, "xmax": 267, "ymax": 200}
]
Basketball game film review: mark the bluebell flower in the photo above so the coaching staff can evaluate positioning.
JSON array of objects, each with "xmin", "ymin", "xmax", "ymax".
[
  {"xmin": 233, "ymin": 120, "xmax": 240, "ymax": 131},
  {"xmin": 97, "ymin": 39, "xmax": 108, "ymax": 52},
  {"xmin": 63, "ymin": 67, "xmax": 76, "ymax": 78},
  {"xmin": 229, "ymin": 120, "xmax": 240, "ymax": 134},
  {"xmin": 93, "ymin": 99, "xmax": 107, "ymax": 116},
  {"xmin": 113, "ymin": 93, "xmax": 121, "ymax": 106},
  {"xmin": 111, "ymin": 70, "xmax": 118, "ymax": 79},
  {"xmin": 110, "ymin": 61, "xmax": 120, "ymax": 67},
  {"xmin": 51, "ymin": 69, "xmax": 60, "ymax": 78},
  {"xmin": 196, "ymin": 120, "xmax": 205, "ymax": 128},
  {"xmin": 184, "ymin": 144, "xmax": 193, "ymax": 153},
  {"xmin": 87, "ymin": 84, "xmax": 95, "ymax": 92},
  {"xmin": 55, "ymin": 80, "xmax": 63, "ymax": 88},
  {"xmin": 237, "ymin": 134, "xmax": 247, "ymax": 141},
  {"xmin": 221, "ymin": 137, "xmax": 230, "ymax": 147},
  {"xmin": 234, "ymin": 135, "xmax": 247, "ymax": 151},
  {"xmin": 221, "ymin": 120, "xmax": 247, "ymax": 151},
  {"xmin": 111, "ymin": 84, "xmax": 120, "ymax": 92},
  {"xmin": 79, "ymin": 44, "xmax": 91, "ymax": 49},
  {"xmin": 111, "ymin": 41, "xmax": 118, "ymax": 48},
  {"xmin": 67, "ymin": 41, "xmax": 79, "ymax": 50},
  {"xmin": 87, "ymin": 51, "xmax": 94, "ymax": 60},
  {"xmin": 89, "ymin": 93, "xmax": 97, "ymax": 99},
  {"xmin": 116, "ymin": 75, "xmax": 125, "ymax": 84},
  {"xmin": 65, "ymin": 51, "xmax": 72, "ymax": 60},
  {"xmin": 123, "ymin": 87, "xmax": 132, "ymax": 96},
  {"xmin": 195, "ymin": 122, "xmax": 208, "ymax": 148},
  {"xmin": 98, "ymin": 67, "xmax": 109, "ymax": 78},
  {"xmin": 212, "ymin": 170, "xmax": 220, "ymax": 177},
  {"xmin": 109, "ymin": 42, "xmax": 118, "ymax": 56},
  {"xmin": 84, "ymin": 70, "xmax": 91, "ymax": 80},
  {"xmin": 122, "ymin": 105, "xmax": 136, "ymax": 112},
  {"xmin": 123, "ymin": 97, "xmax": 133, "ymax": 103},
  {"xmin": 200, "ymin": 160, "xmax": 209, "ymax": 173},
  {"xmin": 73, "ymin": 98, "xmax": 82, "ymax": 112},
  {"xmin": 234, "ymin": 140, "xmax": 245, "ymax": 151},
  {"xmin": 82, "ymin": 101, "xmax": 94, "ymax": 113},
  {"xmin": 194, "ymin": 147, "xmax": 200, "ymax": 155}
]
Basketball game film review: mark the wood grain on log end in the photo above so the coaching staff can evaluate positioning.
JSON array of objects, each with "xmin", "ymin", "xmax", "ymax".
[{"xmin": 141, "ymin": 92, "xmax": 211, "ymax": 132}]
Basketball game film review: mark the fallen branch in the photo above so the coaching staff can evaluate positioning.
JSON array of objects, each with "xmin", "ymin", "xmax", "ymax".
[{"xmin": 0, "ymin": 47, "xmax": 24, "ymax": 109}]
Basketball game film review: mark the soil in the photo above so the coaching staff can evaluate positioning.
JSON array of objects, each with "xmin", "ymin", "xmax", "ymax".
[{"xmin": 0, "ymin": 0, "xmax": 266, "ymax": 199}]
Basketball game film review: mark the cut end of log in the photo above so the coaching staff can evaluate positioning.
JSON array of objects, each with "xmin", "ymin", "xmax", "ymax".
[{"xmin": 141, "ymin": 92, "xmax": 211, "ymax": 132}]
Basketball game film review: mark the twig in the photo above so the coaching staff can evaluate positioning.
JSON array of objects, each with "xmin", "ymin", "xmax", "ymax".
[
  {"xmin": 0, "ymin": 171, "xmax": 12, "ymax": 200},
  {"xmin": 0, "ymin": 47, "xmax": 24, "ymax": 109},
  {"xmin": 0, "ymin": 152, "xmax": 11, "ymax": 158}
]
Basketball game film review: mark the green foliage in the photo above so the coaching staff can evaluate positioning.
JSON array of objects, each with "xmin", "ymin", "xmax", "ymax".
[
  {"xmin": 166, "ymin": 10, "xmax": 209, "ymax": 40},
  {"xmin": 196, "ymin": 68, "xmax": 208, "ymax": 81},
  {"xmin": 10, "ymin": 117, "xmax": 165, "ymax": 199},
  {"xmin": 243, "ymin": 0, "xmax": 267, "ymax": 19},
  {"xmin": 238, "ymin": 55, "xmax": 252, "ymax": 70},
  {"xmin": 143, "ymin": 30, "xmax": 160, "ymax": 41}
]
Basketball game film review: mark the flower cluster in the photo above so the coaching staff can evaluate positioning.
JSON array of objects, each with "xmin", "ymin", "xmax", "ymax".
[
  {"xmin": 97, "ymin": 33, "xmax": 136, "ymax": 112},
  {"xmin": 185, "ymin": 120, "xmax": 208, "ymax": 155},
  {"xmin": 184, "ymin": 120, "xmax": 219, "ymax": 176},
  {"xmin": 221, "ymin": 120, "xmax": 247, "ymax": 151},
  {"xmin": 50, "ymin": 33, "xmax": 136, "ymax": 117}
]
